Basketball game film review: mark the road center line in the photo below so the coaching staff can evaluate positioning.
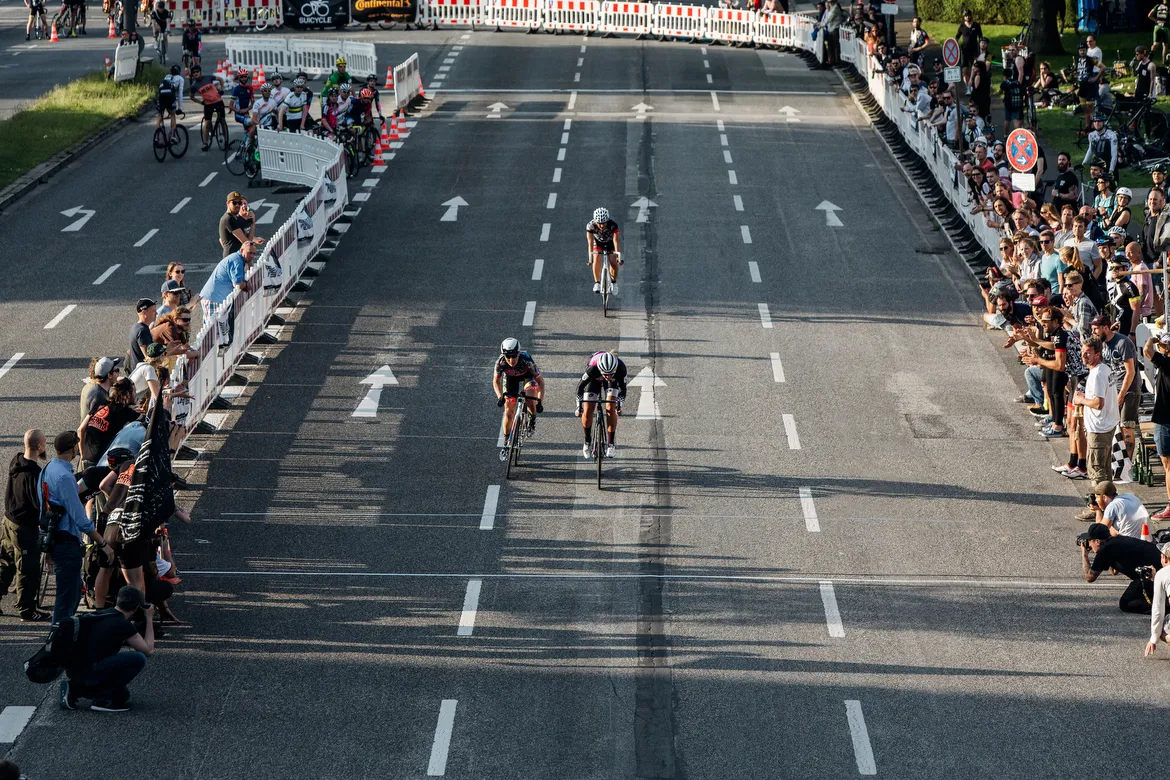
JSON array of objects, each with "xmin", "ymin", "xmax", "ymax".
[
  {"xmin": 563, "ymin": 118, "xmax": 572, "ymax": 130},
  {"xmin": 719, "ymin": 133, "xmax": 728, "ymax": 146},
  {"xmin": 782, "ymin": 414, "xmax": 801, "ymax": 449},
  {"xmin": 707, "ymin": 74, "xmax": 713, "ymax": 83},
  {"xmin": 724, "ymin": 150, "xmax": 733, "ymax": 164},
  {"xmin": 44, "ymin": 304, "xmax": 77, "ymax": 329},
  {"xmin": 710, "ymin": 90, "xmax": 720, "ymax": 111},
  {"xmin": 845, "ymin": 701, "xmax": 877, "ymax": 775},
  {"xmin": 457, "ymin": 579, "xmax": 483, "ymax": 636},
  {"xmin": 568, "ymin": 89, "xmax": 577, "ymax": 109},
  {"xmin": 580, "ymin": 44, "xmax": 586, "ymax": 52},
  {"xmin": 92, "ymin": 264, "xmax": 120, "ymax": 285},
  {"xmin": 740, "ymin": 225, "xmax": 752, "ymax": 244},
  {"xmin": 170, "ymin": 196, "xmax": 191, "ymax": 214},
  {"xmin": 532, "ymin": 258, "xmax": 544, "ymax": 280},
  {"xmin": 820, "ymin": 581, "xmax": 845, "ymax": 636},
  {"xmin": 546, "ymin": 192, "xmax": 557, "ymax": 209},
  {"xmin": 0, "ymin": 706, "xmax": 37, "ymax": 744},
  {"xmin": 134, "ymin": 228, "xmax": 159, "ymax": 247},
  {"xmin": 552, "ymin": 167, "xmax": 562, "ymax": 182},
  {"xmin": 799, "ymin": 487, "xmax": 818, "ymax": 531},
  {"xmin": 716, "ymin": 119, "xmax": 725, "ymax": 131},
  {"xmin": 540, "ymin": 223, "xmax": 551, "ymax": 241},
  {"xmin": 427, "ymin": 700, "xmax": 458, "ymax": 776},
  {"xmin": 577, "ymin": 57, "xmax": 584, "ymax": 66},
  {"xmin": 728, "ymin": 170, "xmax": 737, "ymax": 185},
  {"xmin": 701, "ymin": 45, "xmax": 707, "ymax": 54},
  {"xmin": 757, "ymin": 302, "xmax": 771, "ymax": 328},
  {"xmin": 522, "ymin": 301, "xmax": 536, "ymax": 326},
  {"xmin": 480, "ymin": 485, "xmax": 500, "ymax": 530},
  {"xmin": 198, "ymin": 172, "xmax": 217, "ymax": 187},
  {"xmin": 560, "ymin": 131, "xmax": 570, "ymax": 144},
  {"xmin": 703, "ymin": 59, "xmax": 710, "ymax": 68},
  {"xmin": 747, "ymin": 261, "xmax": 760, "ymax": 283},
  {"xmin": 439, "ymin": 65, "xmax": 451, "ymax": 72},
  {"xmin": 557, "ymin": 147, "xmax": 566, "ymax": 161},
  {"xmin": 0, "ymin": 353, "xmax": 23, "ymax": 381},
  {"xmin": 770, "ymin": 352, "xmax": 786, "ymax": 383},
  {"xmin": 733, "ymin": 194, "xmax": 743, "ymax": 211},
  {"xmin": 574, "ymin": 71, "xmax": 581, "ymax": 82}
]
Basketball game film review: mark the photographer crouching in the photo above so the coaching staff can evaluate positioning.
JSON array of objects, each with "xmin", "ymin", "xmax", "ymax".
[{"xmin": 1080, "ymin": 522, "xmax": 1162, "ymax": 613}]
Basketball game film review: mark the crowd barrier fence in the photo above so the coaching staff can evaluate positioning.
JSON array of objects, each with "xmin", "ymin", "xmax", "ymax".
[
  {"xmin": 224, "ymin": 37, "xmax": 376, "ymax": 77},
  {"xmin": 393, "ymin": 52, "xmax": 424, "ymax": 109}
]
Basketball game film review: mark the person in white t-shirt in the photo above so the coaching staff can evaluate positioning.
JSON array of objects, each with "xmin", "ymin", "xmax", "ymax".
[
  {"xmin": 252, "ymin": 83, "xmax": 281, "ymax": 130},
  {"xmin": 267, "ymin": 71, "xmax": 290, "ymax": 108},
  {"xmin": 130, "ymin": 344, "xmax": 166, "ymax": 402},
  {"xmin": 1144, "ymin": 542, "xmax": 1170, "ymax": 657},
  {"xmin": 1075, "ymin": 336, "xmax": 1119, "ymax": 484},
  {"xmin": 1086, "ymin": 35, "xmax": 1103, "ymax": 65},
  {"xmin": 1090, "ymin": 480, "xmax": 1149, "ymax": 537}
]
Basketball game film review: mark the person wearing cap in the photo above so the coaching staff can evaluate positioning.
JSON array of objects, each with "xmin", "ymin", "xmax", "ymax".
[
  {"xmin": 59, "ymin": 585, "xmax": 155, "ymax": 713},
  {"xmin": 1082, "ymin": 113, "xmax": 1117, "ymax": 176},
  {"xmin": 127, "ymin": 298, "xmax": 156, "ymax": 373},
  {"xmin": 219, "ymin": 191, "xmax": 264, "ymax": 258},
  {"xmin": 1142, "ymin": 334, "xmax": 1170, "ymax": 519},
  {"xmin": 1107, "ymin": 259, "xmax": 1142, "ymax": 340},
  {"xmin": 1081, "ymin": 522, "xmax": 1161, "ymax": 613},
  {"xmin": 1086, "ymin": 480, "xmax": 1149, "ymax": 536},
  {"xmin": 1091, "ymin": 315, "xmax": 1139, "ymax": 472},
  {"xmin": 155, "ymin": 279, "xmax": 187, "ymax": 322},
  {"xmin": 1144, "ymin": 541, "xmax": 1170, "ymax": 656},
  {"xmin": 38, "ymin": 431, "xmax": 115, "ymax": 625},
  {"xmin": 80, "ymin": 356, "xmax": 121, "ymax": 426}
]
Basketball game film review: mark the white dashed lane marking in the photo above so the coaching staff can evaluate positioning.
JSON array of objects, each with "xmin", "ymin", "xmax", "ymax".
[
  {"xmin": 427, "ymin": 700, "xmax": 458, "ymax": 776},
  {"xmin": 747, "ymin": 261, "xmax": 760, "ymax": 283},
  {"xmin": 799, "ymin": 487, "xmax": 817, "ymax": 530},
  {"xmin": 770, "ymin": 353, "xmax": 785, "ymax": 383},
  {"xmin": 740, "ymin": 225, "xmax": 751, "ymax": 244},
  {"xmin": 846, "ymin": 701, "xmax": 877, "ymax": 775},
  {"xmin": 532, "ymin": 258, "xmax": 544, "ymax": 280},
  {"xmin": 170, "ymin": 197, "xmax": 191, "ymax": 214},
  {"xmin": 480, "ymin": 485, "xmax": 499, "ymax": 530},
  {"xmin": 44, "ymin": 304, "xmax": 76, "ymax": 330},
  {"xmin": 782, "ymin": 414, "xmax": 801, "ymax": 449},
  {"xmin": 198, "ymin": 172, "xmax": 217, "ymax": 187},
  {"xmin": 552, "ymin": 167, "xmax": 562, "ymax": 182},
  {"xmin": 724, "ymin": 150, "xmax": 733, "ymax": 164},
  {"xmin": 0, "ymin": 706, "xmax": 37, "ymax": 744},
  {"xmin": 92, "ymin": 264, "xmax": 120, "ymax": 285},
  {"xmin": 457, "ymin": 578, "xmax": 482, "ymax": 636},
  {"xmin": 733, "ymin": 194, "xmax": 743, "ymax": 211},
  {"xmin": 820, "ymin": 581, "xmax": 845, "ymax": 636},
  {"xmin": 557, "ymin": 148, "xmax": 566, "ymax": 161},
  {"xmin": 710, "ymin": 90, "xmax": 720, "ymax": 111},
  {"xmin": 134, "ymin": 228, "xmax": 158, "ymax": 247},
  {"xmin": 0, "ymin": 353, "xmax": 22, "ymax": 382},
  {"xmin": 728, "ymin": 170, "xmax": 737, "ymax": 185},
  {"xmin": 546, "ymin": 193, "xmax": 557, "ymax": 209},
  {"xmin": 757, "ymin": 303, "xmax": 771, "ymax": 328},
  {"xmin": 522, "ymin": 301, "xmax": 536, "ymax": 326},
  {"xmin": 540, "ymin": 223, "xmax": 551, "ymax": 242}
]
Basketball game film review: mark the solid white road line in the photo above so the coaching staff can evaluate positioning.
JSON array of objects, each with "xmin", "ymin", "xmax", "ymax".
[
  {"xmin": 457, "ymin": 579, "xmax": 483, "ymax": 636},
  {"xmin": 553, "ymin": 167, "xmax": 562, "ymax": 182},
  {"xmin": 747, "ymin": 261, "xmax": 760, "ymax": 283},
  {"xmin": 560, "ymin": 131, "xmax": 570, "ymax": 144},
  {"xmin": 757, "ymin": 303, "xmax": 771, "ymax": 328},
  {"xmin": 740, "ymin": 225, "xmax": 752, "ymax": 244},
  {"xmin": 720, "ymin": 133, "xmax": 728, "ymax": 146},
  {"xmin": 723, "ymin": 150, "xmax": 733, "ymax": 164},
  {"xmin": 540, "ymin": 223, "xmax": 551, "ymax": 241},
  {"xmin": 522, "ymin": 301, "xmax": 536, "ymax": 326},
  {"xmin": 782, "ymin": 414, "xmax": 801, "ymax": 449},
  {"xmin": 170, "ymin": 197, "xmax": 191, "ymax": 214},
  {"xmin": 546, "ymin": 192, "xmax": 557, "ymax": 209},
  {"xmin": 710, "ymin": 90, "xmax": 720, "ymax": 111},
  {"xmin": 198, "ymin": 172, "xmax": 217, "ymax": 187},
  {"xmin": 44, "ymin": 304, "xmax": 76, "ymax": 330},
  {"xmin": 799, "ymin": 487, "xmax": 818, "ymax": 531},
  {"xmin": 707, "ymin": 74, "xmax": 713, "ymax": 83},
  {"xmin": 0, "ymin": 354, "xmax": 23, "ymax": 381},
  {"xmin": 845, "ymin": 701, "xmax": 877, "ymax": 775},
  {"xmin": 428, "ymin": 700, "xmax": 458, "ymax": 776},
  {"xmin": 92, "ymin": 264, "xmax": 120, "ymax": 285},
  {"xmin": 733, "ymin": 194, "xmax": 743, "ymax": 211},
  {"xmin": 480, "ymin": 485, "xmax": 500, "ymax": 530},
  {"xmin": 532, "ymin": 258, "xmax": 544, "ymax": 280},
  {"xmin": 568, "ymin": 90, "xmax": 577, "ymax": 109},
  {"xmin": 728, "ymin": 170, "xmax": 737, "ymax": 185},
  {"xmin": 0, "ymin": 706, "xmax": 37, "ymax": 744},
  {"xmin": 557, "ymin": 148, "xmax": 566, "ymax": 161},
  {"xmin": 770, "ymin": 352, "xmax": 785, "ymax": 383},
  {"xmin": 134, "ymin": 228, "xmax": 158, "ymax": 247},
  {"xmin": 820, "ymin": 581, "xmax": 845, "ymax": 636}
]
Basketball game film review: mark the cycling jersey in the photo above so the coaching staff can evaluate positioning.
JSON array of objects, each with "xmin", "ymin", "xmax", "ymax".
[
  {"xmin": 253, "ymin": 97, "xmax": 280, "ymax": 128},
  {"xmin": 150, "ymin": 8, "xmax": 171, "ymax": 28},
  {"xmin": 181, "ymin": 28, "xmax": 200, "ymax": 53},
  {"xmin": 231, "ymin": 83, "xmax": 253, "ymax": 122},
  {"xmin": 323, "ymin": 70, "xmax": 352, "ymax": 90},
  {"xmin": 495, "ymin": 352, "xmax": 541, "ymax": 396},
  {"xmin": 190, "ymin": 75, "xmax": 222, "ymax": 105},
  {"xmin": 586, "ymin": 219, "xmax": 620, "ymax": 249},
  {"xmin": 364, "ymin": 85, "xmax": 383, "ymax": 114},
  {"xmin": 1154, "ymin": 3, "xmax": 1170, "ymax": 24},
  {"xmin": 282, "ymin": 89, "xmax": 309, "ymax": 121},
  {"xmin": 1083, "ymin": 128, "xmax": 1119, "ymax": 174},
  {"xmin": 575, "ymin": 352, "xmax": 628, "ymax": 401},
  {"xmin": 322, "ymin": 100, "xmax": 342, "ymax": 131},
  {"xmin": 268, "ymin": 85, "xmax": 290, "ymax": 106},
  {"xmin": 157, "ymin": 73, "xmax": 182, "ymax": 112},
  {"xmin": 346, "ymin": 98, "xmax": 371, "ymax": 126}
]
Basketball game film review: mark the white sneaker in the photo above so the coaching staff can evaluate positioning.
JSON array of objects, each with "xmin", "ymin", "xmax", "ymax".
[
  {"xmin": 605, "ymin": 444, "xmax": 616, "ymax": 458},
  {"xmin": 592, "ymin": 282, "xmax": 601, "ymax": 293},
  {"xmin": 582, "ymin": 443, "xmax": 592, "ymax": 458},
  {"xmin": 610, "ymin": 283, "xmax": 619, "ymax": 296}
]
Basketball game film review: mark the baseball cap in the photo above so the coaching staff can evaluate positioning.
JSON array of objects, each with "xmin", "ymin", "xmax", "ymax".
[
  {"xmin": 1029, "ymin": 295, "xmax": 1049, "ymax": 307},
  {"xmin": 161, "ymin": 279, "xmax": 186, "ymax": 294},
  {"xmin": 94, "ymin": 356, "xmax": 121, "ymax": 379},
  {"xmin": 226, "ymin": 190, "xmax": 243, "ymax": 203},
  {"xmin": 1091, "ymin": 480, "xmax": 1116, "ymax": 496},
  {"xmin": 136, "ymin": 298, "xmax": 156, "ymax": 313},
  {"xmin": 144, "ymin": 342, "xmax": 167, "ymax": 359},
  {"xmin": 1159, "ymin": 333, "xmax": 1170, "ymax": 346},
  {"xmin": 53, "ymin": 430, "xmax": 80, "ymax": 454},
  {"xmin": 1160, "ymin": 541, "xmax": 1170, "ymax": 557},
  {"xmin": 1087, "ymin": 522, "xmax": 1112, "ymax": 540}
]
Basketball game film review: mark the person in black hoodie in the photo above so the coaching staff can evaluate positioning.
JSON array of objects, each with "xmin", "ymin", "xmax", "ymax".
[{"xmin": 0, "ymin": 429, "xmax": 48, "ymax": 621}]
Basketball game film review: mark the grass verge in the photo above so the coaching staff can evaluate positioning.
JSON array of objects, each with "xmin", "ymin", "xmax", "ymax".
[{"xmin": 0, "ymin": 64, "xmax": 165, "ymax": 192}]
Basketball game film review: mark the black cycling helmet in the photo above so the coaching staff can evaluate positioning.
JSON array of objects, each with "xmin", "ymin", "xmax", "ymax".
[
  {"xmin": 106, "ymin": 447, "xmax": 134, "ymax": 469},
  {"xmin": 366, "ymin": 73, "xmax": 377, "ymax": 82}
]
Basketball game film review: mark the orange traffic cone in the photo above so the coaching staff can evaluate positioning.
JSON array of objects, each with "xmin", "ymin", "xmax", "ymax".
[
  {"xmin": 372, "ymin": 139, "xmax": 386, "ymax": 167},
  {"xmin": 419, "ymin": 85, "xmax": 427, "ymax": 99},
  {"xmin": 1143, "ymin": 522, "xmax": 1153, "ymax": 543},
  {"xmin": 215, "ymin": 60, "xmax": 224, "ymax": 80},
  {"xmin": 379, "ymin": 119, "xmax": 390, "ymax": 146},
  {"xmin": 256, "ymin": 65, "xmax": 266, "ymax": 86},
  {"xmin": 50, "ymin": 22, "xmax": 59, "ymax": 42},
  {"xmin": 387, "ymin": 113, "xmax": 400, "ymax": 141},
  {"xmin": 107, "ymin": 17, "xmax": 116, "ymax": 38},
  {"xmin": 104, "ymin": 54, "xmax": 111, "ymax": 70},
  {"xmin": 384, "ymin": 65, "xmax": 394, "ymax": 90},
  {"xmin": 397, "ymin": 109, "xmax": 410, "ymax": 137}
]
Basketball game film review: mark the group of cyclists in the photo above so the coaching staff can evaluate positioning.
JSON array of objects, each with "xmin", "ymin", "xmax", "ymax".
[{"xmin": 492, "ymin": 208, "xmax": 629, "ymax": 461}]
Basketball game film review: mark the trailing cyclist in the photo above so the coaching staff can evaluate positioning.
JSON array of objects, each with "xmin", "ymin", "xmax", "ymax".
[
  {"xmin": 149, "ymin": 0, "xmax": 171, "ymax": 61},
  {"xmin": 25, "ymin": 0, "xmax": 48, "ymax": 40},
  {"xmin": 229, "ymin": 68, "xmax": 255, "ymax": 139},
  {"xmin": 320, "ymin": 87, "xmax": 342, "ymax": 136},
  {"xmin": 252, "ymin": 83, "xmax": 280, "ymax": 130},
  {"xmin": 188, "ymin": 62, "xmax": 225, "ymax": 151},
  {"xmin": 493, "ymin": 338, "xmax": 545, "ymax": 458},
  {"xmin": 575, "ymin": 351, "xmax": 627, "ymax": 459},
  {"xmin": 154, "ymin": 64, "xmax": 183, "ymax": 140},
  {"xmin": 1082, "ymin": 113, "xmax": 1119, "ymax": 177},
  {"xmin": 363, "ymin": 73, "xmax": 386, "ymax": 123},
  {"xmin": 279, "ymin": 76, "xmax": 311, "ymax": 132},
  {"xmin": 345, "ymin": 87, "xmax": 375, "ymax": 130},
  {"xmin": 585, "ymin": 207, "xmax": 622, "ymax": 295},
  {"xmin": 180, "ymin": 19, "xmax": 201, "ymax": 70}
]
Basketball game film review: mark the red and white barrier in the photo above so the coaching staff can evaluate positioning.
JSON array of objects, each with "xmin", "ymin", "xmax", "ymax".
[
  {"xmin": 651, "ymin": 3, "xmax": 705, "ymax": 40},
  {"xmin": 491, "ymin": 0, "xmax": 542, "ymax": 29},
  {"xmin": 544, "ymin": 0, "xmax": 598, "ymax": 32},
  {"xmin": 753, "ymin": 11, "xmax": 794, "ymax": 47},
  {"xmin": 705, "ymin": 7, "xmax": 752, "ymax": 44},
  {"xmin": 427, "ymin": 0, "xmax": 483, "ymax": 28},
  {"xmin": 598, "ymin": 1, "xmax": 651, "ymax": 36}
]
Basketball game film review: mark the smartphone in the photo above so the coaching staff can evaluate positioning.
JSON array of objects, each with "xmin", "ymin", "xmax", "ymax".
[{"xmin": 1014, "ymin": 342, "xmax": 1028, "ymax": 355}]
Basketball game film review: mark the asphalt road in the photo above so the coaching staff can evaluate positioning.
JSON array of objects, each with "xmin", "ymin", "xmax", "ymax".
[{"xmin": 2, "ymin": 27, "xmax": 1169, "ymax": 780}]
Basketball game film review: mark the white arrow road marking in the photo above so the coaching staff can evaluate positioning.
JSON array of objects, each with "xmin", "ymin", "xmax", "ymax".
[
  {"xmin": 770, "ymin": 353, "xmax": 785, "ymax": 383},
  {"xmin": 44, "ymin": 304, "xmax": 76, "ymax": 329},
  {"xmin": 93, "ymin": 264, "xmax": 120, "ymax": 285},
  {"xmin": 799, "ymin": 487, "xmax": 818, "ymax": 531},
  {"xmin": 427, "ymin": 700, "xmax": 458, "ymax": 776},
  {"xmin": 248, "ymin": 198, "xmax": 279, "ymax": 225},
  {"xmin": 134, "ymin": 228, "xmax": 158, "ymax": 247},
  {"xmin": 352, "ymin": 365, "xmax": 398, "ymax": 418},
  {"xmin": 486, "ymin": 101, "xmax": 508, "ymax": 119},
  {"xmin": 440, "ymin": 196, "xmax": 468, "ymax": 222},
  {"xmin": 778, "ymin": 105, "xmax": 802, "ymax": 123},
  {"xmin": 457, "ymin": 579, "xmax": 482, "ymax": 636},
  {"xmin": 630, "ymin": 196, "xmax": 657, "ymax": 223},
  {"xmin": 480, "ymin": 485, "xmax": 500, "ymax": 530},
  {"xmin": 630, "ymin": 365, "xmax": 666, "ymax": 420},
  {"xmin": 0, "ymin": 353, "xmax": 23, "ymax": 382},
  {"xmin": 631, "ymin": 102, "xmax": 654, "ymax": 116},
  {"xmin": 782, "ymin": 414, "xmax": 801, "ymax": 449},
  {"xmin": 845, "ymin": 701, "xmax": 877, "ymax": 775},
  {"xmin": 820, "ymin": 581, "xmax": 844, "ymax": 636},
  {"xmin": 815, "ymin": 200, "xmax": 844, "ymax": 227},
  {"xmin": 60, "ymin": 205, "xmax": 95, "ymax": 232}
]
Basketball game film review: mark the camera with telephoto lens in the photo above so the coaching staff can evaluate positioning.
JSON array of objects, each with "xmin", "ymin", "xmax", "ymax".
[
  {"xmin": 1135, "ymin": 565, "xmax": 1157, "ymax": 580},
  {"xmin": 1076, "ymin": 532, "xmax": 1092, "ymax": 549}
]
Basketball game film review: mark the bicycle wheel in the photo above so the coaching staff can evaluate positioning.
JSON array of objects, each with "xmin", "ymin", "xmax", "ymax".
[
  {"xmin": 344, "ymin": 144, "xmax": 359, "ymax": 177},
  {"xmin": 168, "ymin": 123, "xmax": 189, "ymax": 158},
  {"xmin": 595, "ymin": 403, "xmax": 606, "ymax": 489},
  {"xmin": 601, "ymin": 266, "xmax": 610, "ymax": 318},
  {"xmin": 152, "ymin": 127, "xmax": 168, "ymax": 162},
  {"xmin": 214, "ymin": 117, "xmax": 228, "ymax": 150},
  {"xmin": 1144, "ymin": 109, "xmax": 1169, "ymax": 144},
  {"xmin": 225, "ymin": 138, "xmax": 247, "ymax": 175},
  {"xmin": 244, "ymin": 148, "xmax": 261, "ymax": 179}
]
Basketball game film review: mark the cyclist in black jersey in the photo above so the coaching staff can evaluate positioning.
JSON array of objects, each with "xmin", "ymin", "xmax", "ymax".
[
  {"xmin": 363, "ymin": 73, "xmax": 385, "ymax": 122},
  {"xmin": 586, "ymin": 206, "xmax": 622, "ymax": 295},
  {"xmin": 575, "ymin": 350, "xmax": 627, "ymax": 459},
  {"xmin": 493, "ymin": 338, "xmax": 545, "ymax": 456}
]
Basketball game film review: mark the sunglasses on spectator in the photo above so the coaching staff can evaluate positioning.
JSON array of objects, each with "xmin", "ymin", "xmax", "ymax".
[
  {"xmin": 231, "ymin": 200, "xmax": 243, "ymax": 205},
  {"xmin": 180, "ymin": 317, "xmax": 192, "ymax": 323}
]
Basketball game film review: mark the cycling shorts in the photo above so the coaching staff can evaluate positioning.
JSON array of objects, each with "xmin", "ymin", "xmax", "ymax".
[
  {"xmin": 502, "ymin": 376, "xmax": 538, "ymax": 398},
  {"xmin": 28, "ymin": 2, "xmax": 46, "ymax": 15},
  {"xmin": 182, "ymin": 40, "xmax": 200, "ymax": 54},
  {"xmin": 580, "ymin": 385, "xmax": 620, "ymax": 403},
  {"xmin": 202, "ymin": 101, "xmax": 225, "ymax": 122},
  {"xmin": 1156, "ymin": 26, "xmax": 1169, "ymax": 45},
  {"xmin": 234, "ymin": 111, "xmax": 252, "ymax": 127},
  {"xmin": 591, "ymin": 244, "xmax": 617, "ymax": 255},
  {"xmin": 157, "ymin": 94, "xmax": 177, "ymax": 113}
]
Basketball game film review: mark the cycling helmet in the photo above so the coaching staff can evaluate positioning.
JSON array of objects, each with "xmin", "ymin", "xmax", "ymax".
[
  {"xmin": 366, "ymin": 73, "xmax": 377, "ymax": 82},
  {"xmin": 592, "ymin": 207, "xmax": 610, "ymax": 223},
  {"xmin": 335, "ymin": 57, "xmax": 347, "ymax": 67},
  {"xmin": 1091, "ymin": 112, "xmax": 1107, "ymax": 122},
  {"xmin": 260, "ymin": 83, "xmax": 272, "ymax": 94},
  {"xmin": 105, "ymin": 447, "xmax": 133, "ymax": 468},
  {"xmin": 326, "ymin": 87, "xmax": 338, "ymax": 98},
  {"xmin": 595, "ymin": 352, "xmax": 618, "ymax": 375},
  {"xmin": 339, "ymin": 82, "xmax": 352, "ymax": 93},
  {"xmin": 1117, "ymin": 187, "xmax": 1133, "ymax": 198},
  {"xmin": 170, "ymin": 64, "xmax": 180, "ymax": 76},
  {"xmin": 236, "ymin": 67, "xmax": 250, "ymax": 81},
  {"xmin": 271, "ymin": 71, "xmax": 283, "ymax": 82},
  {"xmin": 500, "ymin": 337, "xmax": 520, "ymax": 357},
  {"xmin": 1156, "ymin": 162, "xmax": 1170, "ymax": 174},
  {"xmin": 360, "ymin": 87, "xmax": 373, "ymax": 100},
  {"xmin": 292, "ymin": 77, "xmax": 306, "ymax": 87}
]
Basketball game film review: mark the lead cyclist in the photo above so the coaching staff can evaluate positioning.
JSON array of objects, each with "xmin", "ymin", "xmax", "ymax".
[{"xmin": 585, "ymin": 206, "xmax": 622, "ymax": 295}]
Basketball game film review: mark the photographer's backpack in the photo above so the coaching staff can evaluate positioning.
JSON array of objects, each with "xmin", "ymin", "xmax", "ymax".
[{"xmin": 23, "ymin": 610, "xmax": 116, "ymax": 684}]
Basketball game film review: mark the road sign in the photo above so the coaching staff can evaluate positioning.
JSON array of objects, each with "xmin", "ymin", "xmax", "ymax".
[
  {"xmin": 880, "ymin": 2, "xmax": 897, "ymax": 13},
  {"xmin": 943, "ymin": 66, "xmax": 961, "ymax": 83},
  {"xmin": 942, "ymin": 37, "xmax": 961, "ymax": 68},
  {"xmin": 1007, "ymin": 128, "xmax": 1039, "ymax": 173}
]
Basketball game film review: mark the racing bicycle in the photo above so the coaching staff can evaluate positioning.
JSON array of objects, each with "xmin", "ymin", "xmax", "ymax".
[
  {"xmin": 225, "ymin": 127, "xmax": 260, "ymax": 178},
  {"xmin": 153, "ymin": 116, "xmax": 189, "ymax": 162},
  {"xmin": 500, "ymin": 391, "xmax": 538, "ymax": 479},
  {"xmin": 53, "ymin": 1, "xmax": 84, "ymax": 37},
  {"xmin": 29, "ymin": 3, "xmax": 49, "ymax": 38},
  {"xmin": 590, "ymin": 396, "xmax": 619, "ymax": 489},
  {"xmin": 591, "ymin": 250, "xmax": 621, "ymax": 317}
]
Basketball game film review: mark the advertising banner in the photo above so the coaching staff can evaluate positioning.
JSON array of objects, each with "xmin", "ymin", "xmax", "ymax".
[
  {"xmin": 283, "ymin": 0, "xmax": 349, "ymax": 28},
  {"xmin": 351, "ymin": 0, "xmax": 416, "ymax": 24}
]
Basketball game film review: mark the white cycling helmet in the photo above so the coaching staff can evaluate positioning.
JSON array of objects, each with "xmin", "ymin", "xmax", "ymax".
[
  {"xmin": 595, "ymin": 352, "xmax": 618, "ymax": 375},
  {"xmin": 339, "ymin": 82, "xmax": 352, "ymax": 93},
  {"xmin": 500, "ymin": 338, "xmax": 520, "ymax": 357},
  {"xmin": 1117, "ymin": 186, "xmax": 1133, "ymax": 198},
  {"xmin": 593, "ymin": 207, "xmax": 609, "ymax": 223}
]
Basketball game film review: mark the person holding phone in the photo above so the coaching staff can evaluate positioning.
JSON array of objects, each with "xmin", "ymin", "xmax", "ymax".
[{"xmin": 59, "ymin": 585, "xmax": 155, "ymax": 713}]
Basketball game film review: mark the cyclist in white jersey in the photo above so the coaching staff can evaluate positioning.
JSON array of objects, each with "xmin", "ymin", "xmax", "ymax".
[
  {"xmin": 279, "ymin": 77, "xmax": 311, "ymax": 131},
  {"xmin": 252, "ymin": 83, "xmax": 280, "ymax": 130}
]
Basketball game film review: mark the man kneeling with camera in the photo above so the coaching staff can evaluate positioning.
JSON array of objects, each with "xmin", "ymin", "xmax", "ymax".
[
  {"xmin": 60, "ymin": 585, "xmax": 155, "ymax": 713},
  {"xmin": 1079, "ymin": 522, "xmax": 1163, "ymax": 613}
]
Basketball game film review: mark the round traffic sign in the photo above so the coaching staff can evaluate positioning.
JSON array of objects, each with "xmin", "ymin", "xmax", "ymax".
[
  {"xmin": 942, "ymin": 37, "xmax": 960, "ymax": 67},
  {"xmin": 1007, "ymin": 128, "xmax": 1039, "ymax": 173}
]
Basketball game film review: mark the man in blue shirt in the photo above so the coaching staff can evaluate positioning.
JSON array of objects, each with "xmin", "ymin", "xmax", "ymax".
[
  {"xmin": 39, "ymin": 431, "xmax": 114, "ymax": 624},
  {"xmin": 199, "ymin": 240, "xmax": 256, "ymax": 321}
]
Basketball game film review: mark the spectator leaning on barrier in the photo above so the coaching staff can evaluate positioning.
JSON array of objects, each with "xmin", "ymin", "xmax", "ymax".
[
  {"xmin": 0, "ymin": 430, "xmax": 47, "ymax": 622},
  {"xmin": 200, "ymin": 239, "xmax": 258, "ymax": 320},
  {"xmin": 60, "ymin": 585, "xmax": 155, "ymax": 714},
  {"xmin": 815, "ymin": 0, "xmax": 843, "ymax": 68},
  {"xmin": 1074, "ymin": 336, "xmax": 1118, "ymax": 484},
  {"xmin": 80, "ymin": 356, "xmax": 121, "ymax": 424}
]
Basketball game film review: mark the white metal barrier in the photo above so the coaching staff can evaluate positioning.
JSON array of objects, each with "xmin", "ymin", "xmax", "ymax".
[
  {"xmin": 598, "ymin": 1, "xmax": 651, "ymax": 36},
  {"xmin": 112, "ymin": 44, "xmax": 138, "ymax": 83},
  {"xmin": 225, "ymin": 37, "xmax": 376, "ymax": 78},
  {"xmin": 224, "ymin": 36, "xmax": 290, "ymax": 72},
  {"xmin": 393, "ymin": 52, "xmax": 423, "ymax": 108},
  {"xmin": 426, "ymin": 0, "xmax": 483, "ymax": 28},
  {"xmin": 650, "ymin": 3, "xmax": 704, "ymax": 40},
  {"xmin": 490, "ymin": 0, "xmax": 542, "ymax": 29},
  {"xmin": 544, "ymin": 0, "xmax": 598, "ymax": 32},
  {"xmin": 705, "ymin": 8, "xmax": 752, "ymax": 44}
]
